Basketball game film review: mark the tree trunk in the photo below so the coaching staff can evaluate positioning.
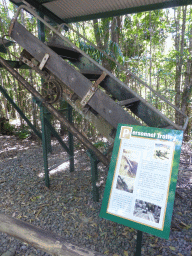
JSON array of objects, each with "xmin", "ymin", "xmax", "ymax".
[
  {"xmin": 181, "ymin": 25, "xmax": 192, "ymax": 139},
  {"xmin": 174, "ymin": 6, "xmax": 187, "ymax": 125},
  {"xmin": 30, "ymin": 69, "xmax": 38, "ymax": 128},
  {"xmin": 93, "ymin": 18, "xmax": 120, "ymax": 71}
]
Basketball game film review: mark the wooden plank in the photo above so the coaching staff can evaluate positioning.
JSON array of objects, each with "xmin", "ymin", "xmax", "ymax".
[
  {"xmin": 68, "ymin": 48, "xmax": 179, "ymax": 129},
  {"xmin": 81, "ymin": 71, "xmax": 102, "ymax": 81},
  {"xmin": 47, "ymin": 43, "xmax": 80, "ymax": 60},
  {"xmin": 0, "ymin": 213, "xmax": 104, "ymax": 256},
  {"xmin": 100, "ymin": 77, "xmax": 179, "ymax": 129},
  {"xmin": 118, "ymin": 97, "xmax": 140, "ymax": 106},
  {"xmin": 48, "ymin": 36, "xmax": 102, "ymax": 74},
  {"xmin": 60, "ymin": 82, "xmax": 114, "ymax": 142},
  {"xmin": 10, "ymin": 21, "xmax": 141, "ymax": 129},
  {"xmin": 46, "ymin": 34, "xmax": 180, "ymax": 129}
]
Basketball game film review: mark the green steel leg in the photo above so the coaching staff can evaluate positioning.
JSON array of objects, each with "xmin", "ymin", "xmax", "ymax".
[
  {"xmin": 37, "ymin": 11, "xmax": 52, "ymax": 153},
  {"xmin": 40, "ymin": 106, "xmax": 50, "ymax": 188},
  {"xmin": 37, "ymin": 12, "xmax": 45, "ymax": 43},
  {"xmin": 87, "ymin": 150, "xmax": 99, "ymax": 202},
  {"xmin": 44, "ymin": 117, "xmax": 70, "ymax": 154},
  {"xmin": 135, "ymin": 230, "xmax": 142, "ymax": 256},
  {"xmin": 44, "ymin": 110, "xmax": 52, "ymax": 153},
  {"xmin": 67, "ymin": 104, "xmax": 74, "ymax": 172}
]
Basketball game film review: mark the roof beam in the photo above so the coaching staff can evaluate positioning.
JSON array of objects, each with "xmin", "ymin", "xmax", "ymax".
[
  {"xmin": 10, "ymin": 0, "xmax": 192, "ymax": 24},
  {"xmin": 63, "ymin": 0, "xmax": 192, "ymax": 23}
]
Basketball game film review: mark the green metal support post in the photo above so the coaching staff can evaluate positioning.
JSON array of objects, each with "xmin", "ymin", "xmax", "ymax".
[
  {"xmin": 43, "ymin": 109, "xmax": 52, "ymax": 153},
  {"xmin": 40, "ymin": 105, "xmax": 50, "ymax": 188},
  {"xmin": 37, "ymin": 11, "xmax": 45, "ymax": 44},
  {"xmin": 67, "ymin": 103, "xmax": 74, "ymax": 172},
  {"xmin": 34, "ymin": 97, "xmax": 75, "ymax": 186},
  {"xmin": 135, "ymin": 230, "xmax": 142, "ymax": 256},
  {"xmin": 37, "ymin": 11, "xmax": 52, "ymax": 154}
]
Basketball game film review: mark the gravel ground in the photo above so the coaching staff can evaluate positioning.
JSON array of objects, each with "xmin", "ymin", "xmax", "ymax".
[{"xmin": 0, "ymin": 135, "xmax": 191, "ymax": 256}]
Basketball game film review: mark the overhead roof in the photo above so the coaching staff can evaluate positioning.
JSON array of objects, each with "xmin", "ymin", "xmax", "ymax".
[{"xmin": 10, "ymin": 0, "xmax": 192, "ymax": 24}]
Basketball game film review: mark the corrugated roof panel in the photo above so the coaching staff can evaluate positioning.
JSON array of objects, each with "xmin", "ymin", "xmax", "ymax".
[
  {"xmin": 10, "ymin": 0, "xmax": 192, "ymax": 23},
  {"xmin": 43, "ymin": 0, "xmax": 169, "ymax": 20}
]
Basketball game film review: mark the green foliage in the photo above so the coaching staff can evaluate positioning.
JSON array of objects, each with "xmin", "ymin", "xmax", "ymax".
[
  {"xmin": 0, "ymin": 1, "xmax": 191, "ymax": 138},
  {"xmin": 14, "ymin": 126, "xmax": 31, "ymax": 140},
  {"xmin": 94, "ymin": 141, "xmax": 106, "ymax": 148}
]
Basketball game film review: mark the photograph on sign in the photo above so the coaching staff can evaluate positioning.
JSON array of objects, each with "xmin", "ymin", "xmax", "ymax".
[{"xmin": 100, "ymin": 124, "xmax": 183, "ymax": 239}]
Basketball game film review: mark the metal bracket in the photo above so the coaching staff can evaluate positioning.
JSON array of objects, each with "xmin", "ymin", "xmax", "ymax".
[
  {"xmin": 20, "ymin": 51, "xmax": 50, "ymax": 79},
  {"xmin": 39, "ymin": 53, "xmax": 49, "ymax": 70},
  {"xmin": 81, "ymin": 72, "xmax": 107, "ymax": 107},
  {"xmin": 20, "ymin": 56, "xmax": 37, "ymax": 68}
]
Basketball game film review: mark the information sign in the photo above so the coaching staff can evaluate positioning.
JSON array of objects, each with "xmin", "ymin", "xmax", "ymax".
[{"xmin": 100, "ymin": 124, "xmax": 183, "ymax": 239}]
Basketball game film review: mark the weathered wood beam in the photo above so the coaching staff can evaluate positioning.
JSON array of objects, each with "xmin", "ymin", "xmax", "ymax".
[
  {"xmin": 10, "ymin": 20, "xmax": 141, "ymax": 129},
  {"xmin": 0, "ymin": 213, "xmax": 103, "ymax": 256},
  {"xmin": 118, "ymin": 97, "xmax": 140, "ymax": 106},
  {"xmin": 0, "ymin": 56, "xmax": 109, "ymax": 167},
  {"xmin": 50, "ymin": 35, "xmax": 179, "ymax": 129},
  {"xmin": 47, "ymin": 43, "xmax": 81, "ymax": 60},
  {"xmin": 60, "ymin": 82, "xmax": 114, "ymax": 142}
]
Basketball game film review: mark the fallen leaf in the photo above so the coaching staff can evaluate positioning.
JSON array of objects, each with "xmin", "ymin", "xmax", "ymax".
[
  {"xmin": 91, "ymin": 222, "xmax": 97, "ymax": 227},
  {"xmin": 177, "ymin": 253, "xmax": 184, "ymax": 256},
  {"xmin": 179, "ymin": 220, "xmax": 188, "ymax": 227},
  {"xmin": 150, "ymin": 244, "xmax": 157, "ymax": 248},
  {"xmin": 184, "ymin": 224, "xmax": 191, "ymax": 230},
  {"xmin": 36, "ymin": 208, "xmax": 42, "ymax": 218},
  {"xmin": 169, "ymin": 246, "xmax": 176, "ymax": 251},
  {"xmin": 124, "ymin": 251, "xmax": 128, "ymax": 256}
]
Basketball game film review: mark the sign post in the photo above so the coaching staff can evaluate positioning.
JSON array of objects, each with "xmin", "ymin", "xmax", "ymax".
[{"xmin": 100, "ymin": 124, "xmax": 183, "ymax": 249}]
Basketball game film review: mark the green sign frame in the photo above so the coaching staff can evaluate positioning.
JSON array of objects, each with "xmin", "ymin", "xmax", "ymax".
[{"xmin": 100, "ymin": 124, "xmax": 183, "ymax": 239}]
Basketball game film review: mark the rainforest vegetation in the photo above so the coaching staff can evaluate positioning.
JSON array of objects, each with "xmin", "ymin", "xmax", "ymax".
[{"xmin": 0, "ymin": 1, "xmax": 191, "ymax": 140}]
